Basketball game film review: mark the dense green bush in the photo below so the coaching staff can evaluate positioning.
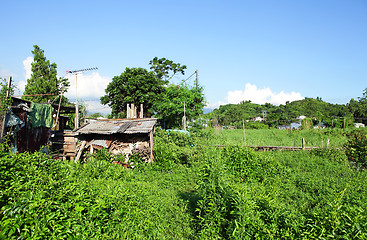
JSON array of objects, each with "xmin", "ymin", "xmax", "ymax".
[
  {"xmin": 345, "ymin": 129, "xmax": 367, "ymax": 168},
  {"xmin": 0, "ymin": 149, "xmax": 196, "ymax": 239},
  {"xmin": 196, "ymin": 146, "xmax": 367, "ymax": 239},
  {"xmin": 153, "ymin": 129, "xmax": 198, "ymax": 169},
  {"xmin": 1, "ymin": 129, "xmax": 367, "ymax": 239}
]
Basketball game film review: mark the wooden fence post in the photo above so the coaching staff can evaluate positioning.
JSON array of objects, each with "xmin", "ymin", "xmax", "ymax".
[
  {"xmin": 327, "ymin": 139, "xmax": 330, "ymax": 148},
  {"xmin": 243, "ymin": 120, "xmax": 246, "ymax": 146},
  {"xmin": 302, "ymin": 138, "xmax": 305, "ymax": 150}
]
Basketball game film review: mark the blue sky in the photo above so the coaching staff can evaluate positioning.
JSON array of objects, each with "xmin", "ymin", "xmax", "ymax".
[{"xmin": 1, "ymin": 0, "xmax": 366, "ymax": 114}]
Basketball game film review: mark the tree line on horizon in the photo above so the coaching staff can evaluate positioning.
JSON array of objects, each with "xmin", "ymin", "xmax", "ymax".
[{"xmin": 206, "ymin": 92, "xmax": 367, "ymax": 129}]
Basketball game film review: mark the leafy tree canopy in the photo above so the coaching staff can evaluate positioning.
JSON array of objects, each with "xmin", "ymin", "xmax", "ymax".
[
  {"xmin": 155, "ymin": 83, "xmax": 205, "ymax": 128},
  {"xmin": 0, "ymin": 77, "xmax": 14, "ymax": 115},
  {"xmin": 149, "ymin": 57, "xmax": 187, "ymax": 81},
  {"xmin": 100, "ymin": 67, "xmax": 166, "ymax": 117},
  {"xmin": 23, "ymin": 45, "xmax": 69, "ymax": 104},
  {"xmin": 101, "ymin": 58, "xmax": 205, "ymax": 126},
  {"xmin": 207, "ymin": 97, "xmax": 352, "ymax": 128},
  {"xmin": 348, "ymin": 88, "xmax": 367, "ymax": 124}
]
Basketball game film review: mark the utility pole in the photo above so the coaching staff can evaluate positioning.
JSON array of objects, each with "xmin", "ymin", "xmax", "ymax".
[
  {"xmin": 66, "ymin": 67, "xmax": 98, "ymax": 129},
  {"xmin": 183, "ymin": 102, "xmax": 187, "ymax": 134},
  {"xmin": 196, "ymin": 70, "xmax": 199, "ymax": 89},
  {"xmin": 1, "ymin": 76, "xmax": 12, "ymax": 139}
]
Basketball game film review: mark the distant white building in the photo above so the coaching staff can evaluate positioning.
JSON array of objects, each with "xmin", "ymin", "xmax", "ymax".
[
  {"xmin": 278, "ymin": 122, "xmax": 301, "ymax": 130},
  {"xmin": 297, "ymin": 115, "xmax": 307, "ymax": 120},
  {"xmin": 253, "ymin": 116, "xmax": 264, "ymax": 122},
  {"xmin": 314, "ymin": 122, "xmax": 326, "ymax": 129},
  {"xmin": 354, "ymin": 123, "xmax": 365, "ymax": 128}
]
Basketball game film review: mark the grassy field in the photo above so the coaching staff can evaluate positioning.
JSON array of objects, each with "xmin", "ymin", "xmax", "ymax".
[
  {"xmin": 1, "ymin": 128, "xmax": 366, "ymax": 239},
  {"xmin": 205, "ymin": 128, "xmax": 348, "ymax": 148}
]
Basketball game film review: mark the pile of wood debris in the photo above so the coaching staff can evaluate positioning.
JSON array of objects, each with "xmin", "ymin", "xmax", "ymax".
[{"xmin": 75, "ymin": 139, "xmax": 151, "ymax": 164}]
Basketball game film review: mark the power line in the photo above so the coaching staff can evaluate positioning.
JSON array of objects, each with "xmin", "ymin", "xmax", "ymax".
[{"xmin": 182, "ymin": 71, "xmax": 196, "ymax": 84}]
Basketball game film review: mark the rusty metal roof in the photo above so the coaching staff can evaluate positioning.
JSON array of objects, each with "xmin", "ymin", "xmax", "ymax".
[{"xmin": 76, "ymin": 118, "xmax": 157, "ymax": 135}]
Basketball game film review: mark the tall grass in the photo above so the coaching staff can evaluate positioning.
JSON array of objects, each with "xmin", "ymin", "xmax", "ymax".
[
  {"xmin": 1, "ymin": 128, "xmax": 366, "ymax": 239},
  {"xmin": 205, "ymin": 128, "xmax": 348, "ymax": 148}
]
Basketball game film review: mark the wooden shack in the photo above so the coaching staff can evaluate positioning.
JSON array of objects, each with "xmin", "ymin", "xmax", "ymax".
[
  {"xmin": 74, "ymin": 118, "xmax": 157, "ymax": 163},
  {"xmin": 1, "ymin": 97, "xmax": 75, "ymax": 154}
]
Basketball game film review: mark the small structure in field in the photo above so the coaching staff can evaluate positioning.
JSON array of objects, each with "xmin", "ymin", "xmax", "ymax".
[
  {"xmin": 354, "ymin": 123, "xmax": 365, "ymax": 128},
  {"xmin": 1, "ymin": 97, "xmax": 75, "ymax": 153},
  {"xmin": 75, "ymin": 118, "xmax": 157, "ymax": 163},
  {"xmin": 278, "ymin": 121, "xmax": 301, "ymax": 130}
]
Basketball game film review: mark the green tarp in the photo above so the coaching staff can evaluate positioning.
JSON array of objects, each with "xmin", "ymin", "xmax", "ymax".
[
  {"xmin": 29, "ymin": 103, "xmax": 54, "ymax": 128},
  {"xmin": 5, "ymin": 109, "xmax": 23, "ymax": 127}
]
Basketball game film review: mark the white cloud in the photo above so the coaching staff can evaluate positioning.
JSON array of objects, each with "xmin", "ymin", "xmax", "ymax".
[
  {"xmin": 64, "ymin": 72, "xmax": 111, "ymax": 100},
  {"xmin": 0, "ymin": 67, "xmax": 11, "ymax": 77},
  {"xmin": 15, "ymin": 81, "xmax": 26, "ymax": 96},
  {"xmin": 14, "ymin": 56, "xmax": 34, "ymax": 95},
  {"xmin": 209, "ymin": 83, "xmax": 304, "ymax": 108},
  {"xmin": 23, "ymin": 57, "xmax": 33, "ymax": 80},
  {"xmin": 206, "ymin": 100, "xmax": 227, "ymax": 109},
  {"xmin": 83, "ymin": 100, "xmax": 111, "ymax": 115}
]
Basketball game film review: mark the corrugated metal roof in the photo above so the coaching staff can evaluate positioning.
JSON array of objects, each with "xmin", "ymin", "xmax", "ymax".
[
  {"xmin": 76, "ymin": 118, "xmax": 156, "ymax": 135},
  {"xmin": 124, "ymin": 120, "xmax": 156, "ymax": 134}
]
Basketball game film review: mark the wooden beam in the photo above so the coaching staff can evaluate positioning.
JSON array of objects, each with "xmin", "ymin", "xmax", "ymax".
[
  {"xmin": 75, "ymin": 140, "xmax": 86, "ymax": 163},
  {"xmin": 149, "ymin": 129, "xmax": 154, "ymax": 162}
]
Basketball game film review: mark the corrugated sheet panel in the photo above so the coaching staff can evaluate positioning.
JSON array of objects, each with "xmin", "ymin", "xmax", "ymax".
[
  {"xmin": 124, "ymin": 120, "xmax": 156, "ymax": 134},
  {"xmin": 77, "ymin": 119, "xmax": 156, "ymax": 135}
]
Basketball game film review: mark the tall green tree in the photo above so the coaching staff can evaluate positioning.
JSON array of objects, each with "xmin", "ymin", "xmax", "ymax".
[
  {"xmin": 154, "ymin": 83, "xmax": 205, "ymax": 128},
  {"xmin": 0, "ymin": 77, "xmax": 14, "ymax": 115},
  {"xmin": 349, "ymin": 88, "xmax": 367, "ymax": 124},
  {"xmin": 100, "ymin": 67, "xmax": 166, "ymax": 117},
  {"xmin": 23, "ymin": 45, "xmax": 69, "ymax": 103},
  {"xmin": 149, "ymin": 57, "xmax": 187, "ymax": 81}
]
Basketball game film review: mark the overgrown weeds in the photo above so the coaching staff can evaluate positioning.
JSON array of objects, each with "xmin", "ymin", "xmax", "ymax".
[{"xmin": 1, "ymin": 129, "xmax": 367, "ymax": 239}]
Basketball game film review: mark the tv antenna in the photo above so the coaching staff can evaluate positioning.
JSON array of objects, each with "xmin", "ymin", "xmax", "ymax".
[{"xmin": 66, "ymin": 67, "xmax": 98, "ymax": 129}]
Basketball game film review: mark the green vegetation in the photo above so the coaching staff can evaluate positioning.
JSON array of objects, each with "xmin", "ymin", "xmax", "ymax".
[
  {"xmin": 101, "ymin": 67, "xmax": 166, "ymax": 117},
  {"xmin": 23, "ymin": 45, "xmax": 69, "ymax": 104},
  {"xmin": 1, "ymin": 128, "xmax": 367, "ymax": 239},
  {"xmin": 204, "ymin": 128, "xmax": 348, "ymax": 148},
  {"xmin": 0, "ymin": 77, "xmax": 14, "ymax": 116},
  {"xmin": 206, "ymin": 93, "xmax": 367, "ymax": 128},
  {"xmin": 155, "ymin": 83, "xmax": 205, "ymax": 129},
  {"xmin": 101, "ymin": 57, "xmax": 205, "ymax": 128}
]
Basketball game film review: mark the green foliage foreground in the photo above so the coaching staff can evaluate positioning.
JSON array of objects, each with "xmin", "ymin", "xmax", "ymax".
[{"xmin": 1, "ymin": 130, "xmax": 367, "ymax": 239}]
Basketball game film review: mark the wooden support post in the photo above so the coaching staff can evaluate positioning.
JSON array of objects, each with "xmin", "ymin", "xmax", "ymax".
[
  {"xmin": 327, "ymin": 139, "xmax": 330, "ymax": 148},
  {"xmin": 131, "ymin": 103, "xmax": 136, "ymax": 118},
  {"xmin": 127, "ymin": 104, "xmax": 130, "ymax": 118},
  {"xmin": 243, "ymin": 120, "xmax": 246, "ymax": 146},
  {"xmin": 149, "ymin": 129, "xmax": 154, "ymax": 162},
  {"xmin": 302, "ymin": 138, "xmax": 305, "ymax": 150},
  {"xmin": 140, "ymin": 103, "xmax": 143, "ymax": 118},
  {"xmin": 343, "ymin": 118, "xmax": 346, "ymax": 130},
  {"xmin": 183, "ymin": 102, "xmax": 186, "ymax": 134},
  {"xmin": 321, "ymin": 140, "xmax": 323, "ymax": 148},
  {"xmin": 75, "ymin": 140, "xmax": 86, "ymax": 163}
]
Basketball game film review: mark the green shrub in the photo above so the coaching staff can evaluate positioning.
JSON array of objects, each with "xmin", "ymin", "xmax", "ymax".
[
  {"xmin": 344, "ymin": 129, "xmax": 367, "ymax": 168},
  {"xmin": 153, "ymin": 129, "xmax": 197, "ymax": 169},
  {"xmin": 311, "ymin": 148, "xmax": 348, "ymax": 164}
]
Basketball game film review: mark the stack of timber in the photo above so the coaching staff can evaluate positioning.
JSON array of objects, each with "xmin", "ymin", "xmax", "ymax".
[{"xmin": 51, "ymin": 130, "xmax": 77, "ymax": 160}]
